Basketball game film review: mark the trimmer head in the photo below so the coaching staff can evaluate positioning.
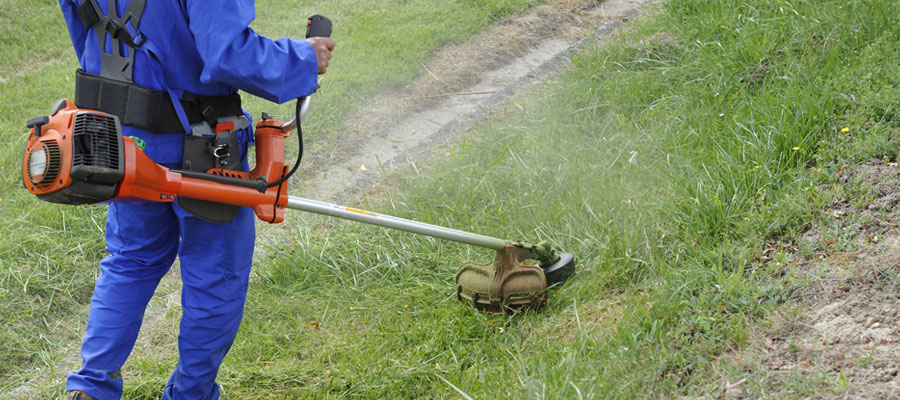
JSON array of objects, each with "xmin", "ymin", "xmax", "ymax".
[{"xmin": 455, "ymin": 243, "xmax": 575, "ymax": 313}]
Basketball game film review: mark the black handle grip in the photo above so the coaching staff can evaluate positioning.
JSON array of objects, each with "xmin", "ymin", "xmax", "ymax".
[{"xmin": 306, "ymin": 15, "xmax": 332, "ymax": 38}]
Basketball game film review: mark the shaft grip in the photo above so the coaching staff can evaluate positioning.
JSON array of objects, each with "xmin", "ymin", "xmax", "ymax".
[{"xmin": 306, "ymin": 15, "xmax": 333, "ymax": 38}]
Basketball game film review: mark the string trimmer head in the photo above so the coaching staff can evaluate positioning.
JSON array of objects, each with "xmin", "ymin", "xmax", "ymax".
[{"xmin": 455, "ymin": 241, "xmax": 575, "ymax": 313}]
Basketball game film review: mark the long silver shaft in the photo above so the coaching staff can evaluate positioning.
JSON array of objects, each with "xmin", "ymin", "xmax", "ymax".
[{"xmin": 286, "ymin": 196, "xmax": 508, "ymax": 251}]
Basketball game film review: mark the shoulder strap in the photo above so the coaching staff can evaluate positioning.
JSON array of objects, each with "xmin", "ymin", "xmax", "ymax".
[
  {"xmin": 78, "ymin": 0, "xmax": 146, "ymax": 83},
  {"xmin": 76, "ymin": 0, "xmax": 192, "ymax": 134}
]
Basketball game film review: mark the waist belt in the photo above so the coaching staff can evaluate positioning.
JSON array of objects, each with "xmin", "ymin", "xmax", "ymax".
[{"xmin": 74, "ymin": 69, "xmax": 242, "ymax": 134}]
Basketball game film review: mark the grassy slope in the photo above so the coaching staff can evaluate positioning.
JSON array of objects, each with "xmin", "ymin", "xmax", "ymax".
[
  {"xmin": 5, "ymin": 0, "xmax": 900, "ymax": 398},
  {"xmin": 121, "ymin": 0, "xmax": 897, "ymax": 398},
  {"xmin": 0, "ymin": 0, "xmax": 538, "ymax": 392}
]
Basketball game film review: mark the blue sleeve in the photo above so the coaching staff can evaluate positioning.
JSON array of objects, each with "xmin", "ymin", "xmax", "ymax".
[
  {"xmin": 185, "ymin": 0, "xmax": 320, "ymax": 104},
  {"xmin": 59, "ymin": 0, "xmax": 87, "ymax": 61}
]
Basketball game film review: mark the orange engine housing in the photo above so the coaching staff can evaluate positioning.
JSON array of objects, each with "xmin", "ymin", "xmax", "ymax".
[{"xmin": 23, "ymin": 99, "xmax": 293, "ymax": 223}]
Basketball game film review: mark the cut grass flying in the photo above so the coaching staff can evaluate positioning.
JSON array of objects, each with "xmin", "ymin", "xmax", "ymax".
[
  {"xmin": 0, "ymin": 0, "xmax": 541, "ymax": 393},
  {"xmin": 205, "ymin": 0, "xmax": 900, "ymax": 398},
  {"xmin": 23, "ymin": 84, "xmax": 575, "ymax": 313},
  {"xmin": 8, "ymin": 0, "xmax": 900, "ymax": 398}
]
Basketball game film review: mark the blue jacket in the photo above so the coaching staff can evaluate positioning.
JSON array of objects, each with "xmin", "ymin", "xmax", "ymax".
[{"xmin": 59, "ymin": 0, "xmax": 320, "ymax": 165}]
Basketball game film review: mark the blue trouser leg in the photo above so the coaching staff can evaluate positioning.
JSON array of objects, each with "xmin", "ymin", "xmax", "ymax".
[
  {"xmin": 67, "ymin": 202, "xmax": 255, "ymax": 400},
  {"xmin": 68, "ymin": 125, "xmax": 255, "ymax": 399},
  {"xmin": 67, "ymin": 201, "xmax": 179, "ymax": 400},
  {"xmin": 162, "ymin": 204, "xmax": 255, "ymax": 400}
]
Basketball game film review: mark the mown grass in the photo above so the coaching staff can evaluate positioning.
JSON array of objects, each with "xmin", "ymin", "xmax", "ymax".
[
  {"xmin": 106, "ymin": 0, "xmax": 900, "ymax": 398},
  {"xmin": 0, "ymin": 0, "xmax": 538, "ymax": 393}
]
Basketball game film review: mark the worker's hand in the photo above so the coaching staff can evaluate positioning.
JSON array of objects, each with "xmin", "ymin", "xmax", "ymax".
[{"xmin": 307, "ymin": 37, "xmax": 335, "ymax": 74}]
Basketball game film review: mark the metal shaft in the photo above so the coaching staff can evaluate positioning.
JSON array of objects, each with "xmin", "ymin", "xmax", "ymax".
[{"xmin": 286, "ymin": 196, "xmax": 508, "ymax": 251}]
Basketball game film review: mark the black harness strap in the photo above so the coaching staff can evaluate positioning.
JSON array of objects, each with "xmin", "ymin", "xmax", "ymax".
[
  {"xmin": 75, "ymin": 70, "xmax": 243, "ymax": 134},
  {"xmin": 77, "ymin": 0, "xmax": 102, "ymax": 27},
  {"xmin": 74, "ymin": 0, "xmax": 242, "ymax": 134},
  {"xmin": 78, "ymin": 0, "xmax": 146, "ymax": 82},
  {"xmin": 74, "ymin": 0, "xmax": 245, "ymax": 223}
]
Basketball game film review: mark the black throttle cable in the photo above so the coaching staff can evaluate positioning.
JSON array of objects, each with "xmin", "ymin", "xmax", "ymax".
[{"xmin": 265, "ymin": 97, "xmax": 305, "ymax": 189}]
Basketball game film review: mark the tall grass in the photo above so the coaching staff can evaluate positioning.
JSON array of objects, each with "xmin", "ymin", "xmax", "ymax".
[
  {"xmin": 6, "ymin": 0, "xmax": 900, "ymax": 397},
  {"xmin": 110, "ymin": 0, "xmax": 900, "ymax": 398},
  {"xmin": 0, "ymin": 0, "xmax": 538, "ymax": 392}
]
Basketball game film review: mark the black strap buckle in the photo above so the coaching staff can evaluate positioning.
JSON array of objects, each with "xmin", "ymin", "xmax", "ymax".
[
  {"xmin": 104, "ymin": 17, "xmax": 143, "ymax": 48},
  {"xmin": 78, "ymin": 0, "xmax": 147, "ymax": 48},
  {"xmin": 132, "ymin": 31, "xmax": 146, "ymax": 47}
]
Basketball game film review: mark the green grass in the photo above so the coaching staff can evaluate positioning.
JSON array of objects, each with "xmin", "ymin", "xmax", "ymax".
[
  {"xmin": 0, "ymin": 0, "xmax": 538, "ymax": 393},
  {"xmin": 5, "ymin": 0, "xmax": 900, "ymax": 398},
  {"xmin": 114, "ymin": 0, "xmax": 900, "ymax": 398},
  {"xmin": 0, "ymin": 0, "xmax": 72, "ymax": 81},
  {"xmin": 247, "ymin": 0, "xmax": 539, "ymax": 134}
]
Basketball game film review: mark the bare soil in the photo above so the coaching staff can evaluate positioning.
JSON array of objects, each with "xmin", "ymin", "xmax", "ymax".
[{"xmin": 716, "ymin": 163, "xmax": 900, "ymax": 399}]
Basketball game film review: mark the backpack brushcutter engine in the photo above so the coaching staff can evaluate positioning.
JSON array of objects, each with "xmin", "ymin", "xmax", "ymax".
[{"xmin": 21, "ymin": 15, "xmax": 575, "ymax": 313}]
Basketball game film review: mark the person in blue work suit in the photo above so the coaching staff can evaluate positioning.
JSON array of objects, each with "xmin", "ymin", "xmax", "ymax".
[{"xmin": 58, "ymin": 1, "xmax": 334, "ymax": 399}]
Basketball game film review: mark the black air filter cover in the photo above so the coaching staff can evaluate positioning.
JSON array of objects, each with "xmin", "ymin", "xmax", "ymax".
[{"xmin": 36, "ymin": 111, "xmax": 125, "ymax": 204}]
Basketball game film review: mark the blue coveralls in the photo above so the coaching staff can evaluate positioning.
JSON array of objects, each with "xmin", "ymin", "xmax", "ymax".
[{"xmin": 58, "ymin": 1, "xmax": 319, "ymax": 399}]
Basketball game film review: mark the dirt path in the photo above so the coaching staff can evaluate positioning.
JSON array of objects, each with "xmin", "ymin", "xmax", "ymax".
[
  {"xmin": 295, "ymin": 0, "xmax": 652, "ymax": 202},
  {"xmin": 715, "ymin": 164, "xmax": 900, "ymax": 399},
  {"xmin": 6, "ymin": 0, "xmax": 652, "ymax": 397}
]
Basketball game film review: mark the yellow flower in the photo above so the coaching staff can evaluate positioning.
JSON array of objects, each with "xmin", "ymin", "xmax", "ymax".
[
  {"xmin": 841, "ymin": 127, "xmax": 850, "ymax": 133},
  {"xmin": 754, "ymin": 165, "xmax": 761, "ymax": 169},
  {"xmin": 792, "ymin": 146, "xmax": 800, "ymax": 151}
]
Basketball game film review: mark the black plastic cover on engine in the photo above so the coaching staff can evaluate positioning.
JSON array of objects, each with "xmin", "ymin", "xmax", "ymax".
[{"xmin": 37, "ymin": 111, "xmax": 125, "ymax": 205}]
